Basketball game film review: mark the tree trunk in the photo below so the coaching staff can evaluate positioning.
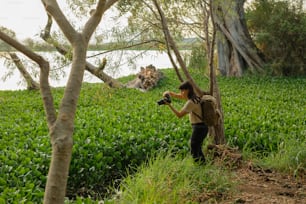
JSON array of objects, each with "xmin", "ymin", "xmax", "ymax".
[
  {"xmin": 213, "ymin": 0, "xmax": 265, "ymax": 76},
  {"xmin": 41, "ymin": 0, "xmax": 119, "ymax": 202},
  {"xmin": 43, "ymin": 41, "xmax": 87, "ymax": 203},
  {"xmin": 44, "ymin": 123, "xmax": 73, "ymax": 202},
  {"xmin": 208, "ymin": 1, "xmax": 225, "ymax": 145},
  {"xmin": 8, "ymin": 52, "xmax": 40, "ymax": 90},
  {"xmin": 153, "ymin": 0, "xmax": 204, "ymax": 96},
  {"xmin": 211, "ymin": 78, "xmax": 225, "ymax": 145}
]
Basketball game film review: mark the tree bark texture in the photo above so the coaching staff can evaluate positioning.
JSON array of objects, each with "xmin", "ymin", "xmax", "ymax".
[
  {"xmin": 213, "ymin": 0, "xmax": 265, "ymax": 76},
  {"xmin": 210, "ymin": 79, "xmax": 225, "ymax": 145}
]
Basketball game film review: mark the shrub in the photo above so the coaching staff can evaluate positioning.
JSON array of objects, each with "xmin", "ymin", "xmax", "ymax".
[
  {"xmin": 187, "ymin": 44, "xmax": 208, "ymax": 71},
  {"xmin": 246, "ymin": 0, "xmax": 306, "ymax": 76}
]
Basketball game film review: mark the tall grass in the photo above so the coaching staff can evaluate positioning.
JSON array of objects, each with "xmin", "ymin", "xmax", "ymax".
[
  {"xmin": 260, "ymin": 139, "xmax": 306, "ymax": 177},
  {"xmin": 108, "ymin": 151, "xmax": 234, "ymax": 204}
]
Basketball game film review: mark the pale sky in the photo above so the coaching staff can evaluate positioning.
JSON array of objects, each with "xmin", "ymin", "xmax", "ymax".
[
  {"xmin": 0, "ymin": 1, "xmax": 125, "ymax": 41},
  {"xmin": 0, "ymin": 1, "xmax": 48, "ymax": 40}
]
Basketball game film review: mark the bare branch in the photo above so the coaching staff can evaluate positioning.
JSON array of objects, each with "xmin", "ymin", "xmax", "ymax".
[
  {"xmin": 40, "ymin": 14, "xmax": 68, "ymax": 55},
  {"xmin": 41, "ymin": 0, "xmax": 78, "ymax": 44},
  {"xmin": 87, "ymin": 39, "xmax": 163, "ymax": 58},
  {"xmin": 83, "ymin": 0, "xmax": 119, "ymax": 41},
  {"xmin": 153, "ymin": 0, "xmax": 204, "ymax": 95}
]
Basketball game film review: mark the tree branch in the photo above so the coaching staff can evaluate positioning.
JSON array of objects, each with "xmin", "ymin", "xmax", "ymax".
[
  {"xmin": 41, "ymin": 0, "xmax": 78, "ymax": 44},
  {"xmin": 83, "ymin": 0, "xmax": 119, "ymax": 41},
  {"xmin": 8, "ymin": 52, "xmax": 40, "ymax": 90},
  {"xmin": 153, "ymin": 0, "xmax": 204, "ymax": 95},
  {"xmin": 0, "ymin": 30, "xmax": 57, "ymax": 128}
]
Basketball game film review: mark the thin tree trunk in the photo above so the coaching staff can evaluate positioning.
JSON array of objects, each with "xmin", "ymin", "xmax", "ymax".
[
  {"xmin": 8, "ymin": 52, "xmax": 40, "ymax": 90},
  {"xmin": 165, "ymin": 44, "xmax": 184, "ymax": 82},
  {"xmin": 153, "ymin": 0, "xmax": 204, "ymax": 96},
  {"xmin": 208, "ymin": 0, "xmax": 225, "ymax": 145}
]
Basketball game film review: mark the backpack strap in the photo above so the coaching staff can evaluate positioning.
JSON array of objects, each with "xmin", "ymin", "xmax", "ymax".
[
  {"xmin": 191, "ymin": 100, "xmax": 203, "ymax": 122},
  {"xmin": 192, "ymin": 111, "xmax": 203, "ymax": 121}
]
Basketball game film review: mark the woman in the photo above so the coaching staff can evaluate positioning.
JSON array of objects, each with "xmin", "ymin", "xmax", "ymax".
[{"xmin": 163, "ymin": 81, "xmax": 208, "ymax": 164}]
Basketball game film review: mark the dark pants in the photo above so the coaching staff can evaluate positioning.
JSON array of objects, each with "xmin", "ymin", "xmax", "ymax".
[{"xmin": 191, "ymin": 123, "xmax": 208, "ymax": 163}]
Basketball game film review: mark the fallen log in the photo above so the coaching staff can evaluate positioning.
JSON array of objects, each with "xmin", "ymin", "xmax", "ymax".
[{"xmin": 126, "ymin": 64, "xmax": 164, "ymax": 91}]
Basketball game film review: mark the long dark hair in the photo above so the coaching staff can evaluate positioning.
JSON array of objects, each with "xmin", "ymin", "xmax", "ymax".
[{"xmin": 179, "ymin": 81, "xmax": 200, "ymax": 102}]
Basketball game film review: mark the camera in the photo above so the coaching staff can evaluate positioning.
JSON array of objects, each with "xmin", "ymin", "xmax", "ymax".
[{"xmin": 157, "ymin": 93, "xmax": 171, "ymax": 105}]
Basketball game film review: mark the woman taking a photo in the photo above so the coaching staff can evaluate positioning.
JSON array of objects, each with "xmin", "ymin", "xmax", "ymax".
[{"xmin": 163, "ymin": 81, "xmax": 208, "ymax": 164}]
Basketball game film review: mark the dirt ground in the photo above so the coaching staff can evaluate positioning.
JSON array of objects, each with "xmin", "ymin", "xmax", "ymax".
[
  {"xmin": 220, "ymin": 165, "xmax": 306, "ymax": 204},
  {"xmin": 205, "ymin": 145, "xmax": 306, "ymax": 204}
]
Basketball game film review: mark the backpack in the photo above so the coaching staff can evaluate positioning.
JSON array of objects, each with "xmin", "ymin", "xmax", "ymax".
[{"xmin": 193, "ymin": 95, "xmax": 220, "ymax": 126}]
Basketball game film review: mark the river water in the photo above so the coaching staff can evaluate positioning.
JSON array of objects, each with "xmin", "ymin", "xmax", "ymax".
[{"xmin": 0, "ymin": 50, "xmax": 175, "ymax": 90}]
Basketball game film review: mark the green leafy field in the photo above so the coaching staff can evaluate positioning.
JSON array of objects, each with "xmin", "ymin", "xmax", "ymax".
[{"xmin": 0, "ymin": 69, "xmax": 305, "ymax": 203}]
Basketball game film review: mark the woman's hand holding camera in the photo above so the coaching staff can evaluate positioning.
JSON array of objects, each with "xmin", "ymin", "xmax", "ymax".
[
  {"xmin": 163, "ymin": 91, "xmax": 171, "ymax": 97},
  {"xmin": 157, "ymin": 91, "xmax": 171, "ymax": 105}
]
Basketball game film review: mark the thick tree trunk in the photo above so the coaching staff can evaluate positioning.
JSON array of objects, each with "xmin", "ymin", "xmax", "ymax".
[
  {"xmin": 213, "ymin": 0, "xmax": 265, "ymax": 76},
  {"xmin": 8, "ymin": 52, "xmax": 40, "ymax": 90},
  {"xmin": 44, "ymin": 125, "xmax": 73, "ymax": 202},
  {"xmin": 42, "ymin": 0, "xmax": 119, "ymax": 202},
  {"xmin": 44, "ymin": 41, "xmax": 87, "ymax": 203}
]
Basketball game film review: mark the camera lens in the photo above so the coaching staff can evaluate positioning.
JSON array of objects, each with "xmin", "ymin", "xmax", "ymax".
[{"xmin": 157, "ymin": 99, "xmax": 165, "ymax": 105}]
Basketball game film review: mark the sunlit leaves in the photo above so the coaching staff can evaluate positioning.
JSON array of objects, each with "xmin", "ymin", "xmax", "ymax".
[
  {"xmin": 66, "ymin": 0, "xmax": 98, "ymax": 17},
  {"xmin": 221, "ymin": 76, "xmax": 306, "ymax": 152}
]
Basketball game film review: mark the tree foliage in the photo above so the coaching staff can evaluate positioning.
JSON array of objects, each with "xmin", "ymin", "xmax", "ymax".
[
  {"xmin": 246, "ymin": 0, "xmax": 306, "ymax": 76},
  {"xmin": 117, "ymin": 1, "xmax": 210, "ymax": 53},
  {"xmin": 188, "ymin": 43, "xmax": 208, "ymax": 70}
]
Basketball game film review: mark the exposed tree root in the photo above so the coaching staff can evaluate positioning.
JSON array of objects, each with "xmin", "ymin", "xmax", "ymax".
[{"xmin": 207, "ymin": 144, "xmax": 243, "ymax": 169}]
